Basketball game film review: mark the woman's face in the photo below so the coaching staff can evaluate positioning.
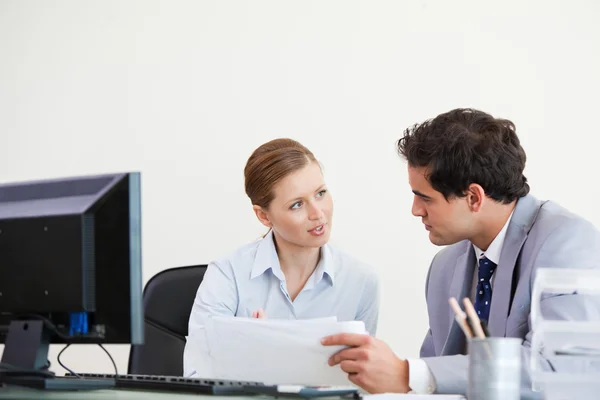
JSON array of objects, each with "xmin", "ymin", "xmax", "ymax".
[{"xmin": 257, "ymin": 162, "xmax": 333, "ymax": 249}]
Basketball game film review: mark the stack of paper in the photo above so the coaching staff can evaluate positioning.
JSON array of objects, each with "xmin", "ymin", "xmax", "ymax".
[{"xmin": 193, "ymin": 316, "xmax": 367, "ymax": 386}]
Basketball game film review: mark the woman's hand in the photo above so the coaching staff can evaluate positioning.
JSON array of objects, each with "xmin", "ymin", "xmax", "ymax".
[{"xmin": 251, "ymin": 308, "xmax": 266, "ymax": 319}]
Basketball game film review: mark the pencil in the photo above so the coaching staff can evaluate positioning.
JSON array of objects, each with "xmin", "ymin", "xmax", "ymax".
[
  {"xmin": 480, "ymin": 320, "xmax": 491, "ymax": 337},
  {"xmin": 448, "ymin": 297, "xmax": 473, "ymax": 339},
  {"xmin": 462, "ymin": 298, "xmax": 487, "ymax": 339}
]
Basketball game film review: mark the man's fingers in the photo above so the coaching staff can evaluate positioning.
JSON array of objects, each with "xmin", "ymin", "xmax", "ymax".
[
  {"xmin": 328, "ymin": 347, "xmax": 368, "ymax": 366},
  {"xmin": 339, "ymin": 360, "xmax": 362, "ymax": 374},
  {"xmin": 321, "ymin": 333, "xmax": 371, "ymax": 347},
  {"xmin": 347, "ymin": 372, "xmax": 369, "ymax": 392}
]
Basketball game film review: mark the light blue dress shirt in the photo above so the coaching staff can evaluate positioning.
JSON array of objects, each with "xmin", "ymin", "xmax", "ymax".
[{"xmin": 184, "ymin": 230, "xmax": 380, "ymax": 376}]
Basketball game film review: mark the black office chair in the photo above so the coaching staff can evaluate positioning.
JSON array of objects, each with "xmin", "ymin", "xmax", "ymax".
[{"xmin": 127, "ymin": 264, "xmax": 207, "ymax": 376}]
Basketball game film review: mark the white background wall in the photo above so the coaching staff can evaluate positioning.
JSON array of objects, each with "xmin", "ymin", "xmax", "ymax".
[{"xmin": 1, "ymin": 0, "xmax": 599, "ymax": 376}]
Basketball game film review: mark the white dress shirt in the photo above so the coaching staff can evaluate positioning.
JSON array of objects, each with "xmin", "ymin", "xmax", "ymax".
[
  {"xmin": 407, "ymin": 211, "xmax": 514, "ymax": 393},
  {"xmin": 183, "ymin": 230, "xmax": 380, "ymax": 377}
]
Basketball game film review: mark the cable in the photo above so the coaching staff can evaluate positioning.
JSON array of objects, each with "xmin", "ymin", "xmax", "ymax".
[
  {"xmin": 56, "ymin": 344, "xmax": 118, "ymax": 378},
  {"xmin": 3, "ymin": 314, "xmax": 115, "ymax": 379},
  {"xmin": 57, "ymin": 344, "xmax": 81, "ymax": 378},
  {"xmin": 98, "ymin": 344, "xmax": 119, "ymax": 376}
]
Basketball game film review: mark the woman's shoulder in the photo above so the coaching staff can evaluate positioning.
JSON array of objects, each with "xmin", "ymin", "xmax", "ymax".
[
  {"xmin": 209, "ymin": 235, "xmax": 266, "ymax": 274},
  {"xmin": 325, "ymin": 243, "xmax": 379, "ymax": 282}
]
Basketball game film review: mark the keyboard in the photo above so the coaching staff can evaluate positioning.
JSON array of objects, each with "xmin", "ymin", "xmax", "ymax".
[{"xmin": 65, "ymin": 373, "xmax": 264, "ymax": 395}]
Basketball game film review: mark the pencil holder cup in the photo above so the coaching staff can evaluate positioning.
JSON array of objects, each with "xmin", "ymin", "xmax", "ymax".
[{"xmin": 468, "ymin": 337, "xmax": 521, "ymax": 400}]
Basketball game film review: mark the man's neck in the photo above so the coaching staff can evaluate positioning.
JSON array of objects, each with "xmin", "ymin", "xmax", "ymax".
[{"xmin": 471, "ymin": 201, "xmax": 517, "ymax": 251}]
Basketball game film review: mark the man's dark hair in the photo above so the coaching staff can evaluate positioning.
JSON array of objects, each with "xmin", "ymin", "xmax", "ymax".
[{"xmin": 397, "ymin": 108, "xmax": 529, "ymax": 203}]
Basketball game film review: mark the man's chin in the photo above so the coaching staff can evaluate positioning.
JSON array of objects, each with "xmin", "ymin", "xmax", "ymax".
[{"xmin": 429, "ymin": 232, "xmax": 447, "ymax": 246}]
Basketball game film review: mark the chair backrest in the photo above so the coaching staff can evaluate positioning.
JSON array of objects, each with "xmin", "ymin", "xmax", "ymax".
[{"xmin": 127, "ymin": 264, "xmax": 207, "ymax": 376}]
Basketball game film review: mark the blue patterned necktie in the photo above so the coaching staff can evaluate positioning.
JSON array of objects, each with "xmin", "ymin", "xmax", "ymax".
[{"xmin": 474, "ymin": 256, "xmax": 497, "ymax": 323}]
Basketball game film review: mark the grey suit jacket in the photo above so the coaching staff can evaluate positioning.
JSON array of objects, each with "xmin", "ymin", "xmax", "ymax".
[{"xmin": 420, "ymin": 194, "xmax": 600, "ymax": 397}]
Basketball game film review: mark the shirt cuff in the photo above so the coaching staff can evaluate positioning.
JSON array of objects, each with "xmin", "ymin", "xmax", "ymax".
[{"xmin": 407, "ymin": 358, "xmax": 436, "ymax": 394}]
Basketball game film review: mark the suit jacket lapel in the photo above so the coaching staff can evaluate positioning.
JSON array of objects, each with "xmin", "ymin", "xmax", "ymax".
[
  {"xmin": 488, "ymin": 223, "xmax": 527, "ymax": 337},
  {"xmin": 488, "ymin": 194, "xmax": 545, "ymax": 337},
  {"xmin": 441, "ymin": 244, "xmax": 476, "ymax": 355}
]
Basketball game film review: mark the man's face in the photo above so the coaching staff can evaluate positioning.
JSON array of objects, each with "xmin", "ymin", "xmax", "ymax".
[{"xmin": 408, "ymin": 166, "xmax": 475, "ymax": 246}]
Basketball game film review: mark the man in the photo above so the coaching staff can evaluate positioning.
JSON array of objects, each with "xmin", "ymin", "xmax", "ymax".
[{"xmin": 321, "ymin": 108, "xmax": 600, "ymax": 396}]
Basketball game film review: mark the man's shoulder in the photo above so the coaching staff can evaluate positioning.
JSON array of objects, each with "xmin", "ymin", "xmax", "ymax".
[
  {"xmin": 527, "ymin": 200, "xmax": 600, "ymax": 263},
  {"xmin": 429, "ymin": 240, "xmax": 471, "ymax": 272},
  {"xmin": 533, "ymin": 200, "xmax": 598, "ymax": 235}
]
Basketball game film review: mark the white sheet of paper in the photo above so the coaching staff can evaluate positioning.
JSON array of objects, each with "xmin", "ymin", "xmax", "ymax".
[
  {"xmin": 184, "ymin": 317, "xmax": 339, "ymax": 379},
  {"xmin": 205, "ymin": 316, "xmax": 367, "ymax": 386}
]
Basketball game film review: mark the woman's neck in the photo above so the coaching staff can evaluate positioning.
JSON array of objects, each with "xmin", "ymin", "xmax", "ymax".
[{"xmin": 273, "ymin": 233, "xmax": 321, "ymax": 300}]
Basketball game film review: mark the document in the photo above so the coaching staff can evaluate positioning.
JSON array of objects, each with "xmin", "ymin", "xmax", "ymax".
[
  {"xmin": 185, "ymin": 316, "xmax": 341, "ymax": 379},
  {"xmin": 204, "ymin": 316, "xmax": 366, "ymax": 386}
]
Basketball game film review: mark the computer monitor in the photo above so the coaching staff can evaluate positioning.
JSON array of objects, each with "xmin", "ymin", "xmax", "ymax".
[{"xmin": 0, "ymin": 172, "xmax": 143, "ymax": 379}]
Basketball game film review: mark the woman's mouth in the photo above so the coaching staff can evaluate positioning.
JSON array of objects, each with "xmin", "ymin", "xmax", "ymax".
[{"xmin": 308, "ymin": 224, "xmax": 326, "ymax": 236}]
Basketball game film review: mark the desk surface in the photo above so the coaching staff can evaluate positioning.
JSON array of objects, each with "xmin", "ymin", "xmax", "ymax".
[
  {"xmin": 0, "ymin": 387, "xmax": 263, "ymax": 400},
  {"xmin": 0, "ymin": 387, "xmax": 473, "ymax": 399}
]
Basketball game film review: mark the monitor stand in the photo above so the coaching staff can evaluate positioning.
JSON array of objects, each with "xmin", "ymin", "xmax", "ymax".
[
  {"xmin": 1, "ymin": 320, "xmax": 51, "ymax": 371},
  {"xmin": 0, "ymin": 320, "xmax": 115, "ymax": 390}
]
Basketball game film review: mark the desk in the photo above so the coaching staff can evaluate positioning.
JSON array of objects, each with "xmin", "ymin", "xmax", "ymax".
[{"xmin": 0, "ymin": 388, "xmax": 264, "ymax": 400}]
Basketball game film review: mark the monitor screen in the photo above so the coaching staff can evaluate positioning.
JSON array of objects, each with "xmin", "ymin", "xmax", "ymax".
[{"xmin": 0, "ymin": 172, "xmax": 143, "ymax": 372}]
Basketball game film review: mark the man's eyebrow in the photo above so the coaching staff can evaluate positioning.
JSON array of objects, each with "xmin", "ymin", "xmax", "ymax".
[{"xmin": 412, "ymin": 190, "xmax": 432, "ymax": 200}]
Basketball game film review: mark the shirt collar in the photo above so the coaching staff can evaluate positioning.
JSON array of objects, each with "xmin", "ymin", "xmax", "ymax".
[
  {"xmin": 315, "ymin": 244, "xmax": 335, "ymax": 286},
  {"xmin": 473, "ymin": 210, "xmax": 514, "ymax": 264},
  {"xmin": 250, "ymin": 230, "xmax": 335, "ymax": 286}
]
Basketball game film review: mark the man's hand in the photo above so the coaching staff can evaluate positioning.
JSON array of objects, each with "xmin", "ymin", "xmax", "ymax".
[{"xmin": 321, "ymin": 333, "xmax": 410, "ymax": 394}]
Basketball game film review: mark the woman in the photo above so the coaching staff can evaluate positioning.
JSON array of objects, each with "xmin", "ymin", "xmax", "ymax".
[{"xmin": 183, "ymin": 138, "xmax": 379, "ymax": 377}]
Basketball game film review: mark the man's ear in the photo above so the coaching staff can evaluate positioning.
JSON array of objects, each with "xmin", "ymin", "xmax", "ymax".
[
  {"xmin": 466, "ymin": 183, "xmax": 485, "ymax": 212},
  {"xmin": 253, "ymin": 205, "xmax": 272, "ymax": 228}
]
